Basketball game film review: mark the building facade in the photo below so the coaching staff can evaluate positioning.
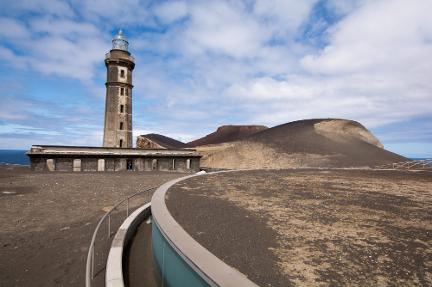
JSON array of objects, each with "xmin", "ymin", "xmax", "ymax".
[
  {"xmin": 103, "ymin": 30, "xmax": 135, "ymax": 148},
  {"xmin": 27, "ymin": 146, "xmax": 201, "ymax": 172}
]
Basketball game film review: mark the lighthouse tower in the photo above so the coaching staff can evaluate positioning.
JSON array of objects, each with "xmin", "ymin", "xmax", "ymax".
[{"xmin": 103, "ymin": 30, "xmax": 135, "ymax": 148}]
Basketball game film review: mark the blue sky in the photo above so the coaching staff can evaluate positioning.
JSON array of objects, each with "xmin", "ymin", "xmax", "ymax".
[{"xmin": 0, "ymin": 0, "xmax": 431, "ymax": 158}]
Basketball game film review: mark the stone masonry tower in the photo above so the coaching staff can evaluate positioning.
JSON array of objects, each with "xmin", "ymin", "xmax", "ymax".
[{"xmin": 103, "ymin": 30, "xmax": 135, "ymax": 148}]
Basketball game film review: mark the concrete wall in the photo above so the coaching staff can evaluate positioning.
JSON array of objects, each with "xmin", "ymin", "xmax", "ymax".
[
  {"xmin": 175, "ymin": 158, "xmax": 186, "ymax": 171},
  {"xmin": 29, "ymin": 156, "xmax": 200, "ymax": 173},
  {"xmin": 31, "ymin": 158, "xmax": 46, "ymax": 171},
  {"xmin": 158, "ymin": 158, "xmax": 173, "ymax": 171},
  {"xmin": 82, "ymin": 158, "xmax": 98, "ymax": 172},
  {"xmin": 106, "ymin": 159, "xmax": 115, "ymax": 171},
  {"xmin": 190, "ymin": 158, "xmax": 200, "ymax": 172},
  {"xmin": 134, "ymin": 158, "xmax": 144, "ymax": 171},
  {"xmin": 173, "ymin": 158, "xmax": 198, "ymax": 172},
  {"xmin": 115, "ymin": 158, "xmax": 127, "ymax": 171},
  {"xmin": 55, "ymin": 158, "xmax": 73, "ymax": 171}
]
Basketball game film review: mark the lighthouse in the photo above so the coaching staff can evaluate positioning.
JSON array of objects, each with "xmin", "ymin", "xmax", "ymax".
[
  {"xmin": 103, "ymin": 30, "xmax": 135, "ymax": 148},
  {"xmin": 27, "ymin": 30, "xmax": 201, "ymax": 173}
]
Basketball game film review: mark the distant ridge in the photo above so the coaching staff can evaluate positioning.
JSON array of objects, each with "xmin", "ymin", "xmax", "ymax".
[
  {"xmin": 136, "ymin": 134, "xmax": 188, "ymax": 149},
  {"xmin": 197, "ymin": 119, "xmax": 407, "ymax": 169},
  {"xmin": 188, "ymin": 125, "xmax": 268, "ymax": 147}
]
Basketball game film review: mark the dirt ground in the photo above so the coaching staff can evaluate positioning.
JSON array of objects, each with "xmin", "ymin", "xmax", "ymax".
[
  {"xmin": 0, "ymin": 165, "xmax": 183, "ymax": 287},
  {"xmin": 167, "ymin": 169, "xmax": 432, "ymax": 287}
]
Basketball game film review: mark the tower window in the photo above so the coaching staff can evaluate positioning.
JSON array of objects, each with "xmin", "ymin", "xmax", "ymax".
[
  {"xmin": 120, "ymin": 105, "xmax": 124, "ymax": 113},
  {"xmin": 119, "ymin": 139, "xmax": 123, "ymax": 147},
  {"xmin": 120, "ymin": 87, "xmax": 124, "ymax": 95},
  {"xmin": 126, "ymin": 88, "xmax": 128, "ymax": 96},
  {"xmin": 120, "ymin": 69, "xmax": 125, "ymax": 78},
  {"xmin": 119, "ymin": 122, "xmax": 124, "ymax": 130}
]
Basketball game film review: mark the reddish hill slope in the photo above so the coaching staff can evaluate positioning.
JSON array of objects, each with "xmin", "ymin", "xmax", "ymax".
[{"xmin": 188, "ymin": 125, "xmax": 268, "ymax": 147}]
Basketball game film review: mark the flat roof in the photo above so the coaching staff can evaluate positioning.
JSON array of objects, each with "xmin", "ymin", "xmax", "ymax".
[
  {"xmin": 166, "ymin": 169, "xmax": 432, "ymax": 286},
  {"xmin": 27, "ymin": 145, "xmax": 201, "ymax": 157}
]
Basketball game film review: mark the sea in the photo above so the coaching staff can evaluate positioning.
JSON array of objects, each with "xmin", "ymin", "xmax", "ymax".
[
  {"xmin": 0, "ymin": 150, "xmax": 30, "ymax": 165},
  {"xmin": 0, "ymin": 150, "xmax": 429, "ymax": 166}
]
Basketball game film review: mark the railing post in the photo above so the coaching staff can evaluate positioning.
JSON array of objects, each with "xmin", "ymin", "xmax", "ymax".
[
  {"xmin": 85, "ymin": 187, "xmax": 155, "ymax": 287},
  {"xmin": 91, "ymin": 245, "xmax": 94, "ymax": 279},
  {"xmin": 108, "ymin": 214, "xmax": 111, "ymax": 239},
  {"xmin": 127, "ymin": 198, "xmax": 129, "ymax": 217}
]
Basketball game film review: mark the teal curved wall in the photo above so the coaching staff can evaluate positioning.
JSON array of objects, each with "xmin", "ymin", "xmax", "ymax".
[{"xmin": 152, "ymin": 222, "xmax": 211, "ymax": 287}]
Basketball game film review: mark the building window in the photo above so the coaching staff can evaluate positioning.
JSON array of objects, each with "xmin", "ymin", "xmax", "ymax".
[
  {"xmin": 120, "ymin": 87, "xmax": 124, "ymax": 95},
  {"xmin": 186, "ymin": 159, "xmax": 191, "ymax": 169},
  {"xmin": 119, "ymin": 139, "xmax": 123, "ymax": 147},
  {"xmin": 119, "ymin": 122, "xmax": 124, "ymax": 130},
  {"xmin": 126, "ymin": 88, "xmax": 128, "ymax": 96},
  {"xmin": 120, "ymin": 105, "xmax": 124, "ymax": 113},
  {"xmin": 120, "ymin": 69, "xmax": 125, "ymax": 78}
]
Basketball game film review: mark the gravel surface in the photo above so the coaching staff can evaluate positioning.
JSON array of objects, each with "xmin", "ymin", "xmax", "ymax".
[
  {"xmin": 167, "ymin": 169, "xmax": 432, "ymax": 287},
  {"xmin": 0, "ymin": 165, "xmax": 183, "ymax": 287}
]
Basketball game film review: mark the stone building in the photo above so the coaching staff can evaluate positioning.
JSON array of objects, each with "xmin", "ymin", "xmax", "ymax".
[
  {"xmin": 103, "ymin": 30, "xmax": 134, "ymax": 148},
  {"xmin": 28, "ymin": 145, "xmax": 200, "ymax": 172},
  {"xmin": 27, "ymin": 31, "xmax": 201, "ymax": 172}
]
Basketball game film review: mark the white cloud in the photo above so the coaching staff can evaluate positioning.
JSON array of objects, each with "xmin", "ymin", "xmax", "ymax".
[
  {"xmin": 227, "ymin": 76, "xmax": 318, "ymax": 101},
  {"xmin": 0, "ymin": 123, "xmax": 61, "ymax": 136},
  {"xmin": 181, "ymin": 1, "xmax": 270, "ymax": 58},
  {"xmin": 226, "ymin": 71, "xmax": 432, "ymax": 128},
  {"xmin": 0, "ymin": 17, "xmax": 30, "ymax": 40},
  {"xmin": 27, "ymin": 34, "xmax": 107, "ymax": 80},
  {"xmin": 222, "ymin": 0, "xmax": 432, "ymax": 129},
  {"xmin": 253, "ymin": 0, "xmax": 318, "ymax": 38},
  {"xmin": 0, "ymin": 15, "xmax": 108, "ymax": 81},
  {"xmin": 301, "ymin": 0, "xmax": 432, "ymax": 74},
  {"xmin": 4, "ymin": 0, "xmax": 74, "ymax": 17},
  {"xmin": 154, "ymin": 1, "xmax": 188, "ymax": 24},
  {"xmin": 0, "ymin": 46, "xmax": 28, "ymax": 69},
  {"xmin": 325, "ymin": 0, "xmax": 364, "ymax": 16},
  {"xmin": 75, "ymin": 0, "xmax": 153, "ymax": 26},
  {"xmin": 1, "ymin": 0, "xmax": 431, "ymax": 153},
  {"xmin": 30, "ymin": 17, "xmax": 99, "ymax": 37}
]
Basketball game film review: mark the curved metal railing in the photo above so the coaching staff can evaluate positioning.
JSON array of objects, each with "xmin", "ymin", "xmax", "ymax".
[
  {"xmin": 376, "ymin": 159, "xmax": 432, "ymax": 170},
  {"xmin": 85, "ymin": 187, "xmax": 156, "ymax": 287}
]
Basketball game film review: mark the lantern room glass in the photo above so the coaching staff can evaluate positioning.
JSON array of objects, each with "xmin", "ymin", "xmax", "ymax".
[{"xmin": 112, "ymin": 30, "xmax": 129, "ymax": 51}]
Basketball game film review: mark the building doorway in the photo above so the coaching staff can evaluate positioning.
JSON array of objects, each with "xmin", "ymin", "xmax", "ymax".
[{"xmin": 127, "ymin": 159, "xmax": 133, "ymax": 170}]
